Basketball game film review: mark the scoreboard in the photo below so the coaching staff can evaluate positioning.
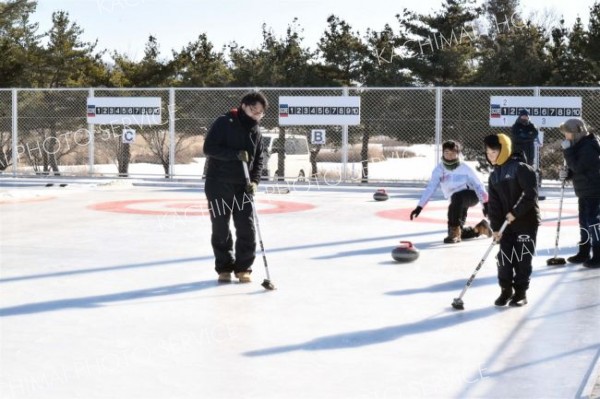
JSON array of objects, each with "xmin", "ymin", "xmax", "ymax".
[
  {"xmin": 279, "ymin": 96, "xmax": 361, "ymax": 126},
  {"xmin": 489, "ymin": 96, "xmax": 582, "ymax": 128},
  {"xmin": 87, "ymin": 97, "xmax": 162, "ymax": 125}
]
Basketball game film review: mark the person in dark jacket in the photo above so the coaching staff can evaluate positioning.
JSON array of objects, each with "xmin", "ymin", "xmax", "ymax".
[
  {"xmin": 511, "ymin": 109, "xmax": 539, "ymax": 167},
  {"xmin": 559, "ymin": 118, "xmax": 600, "ymax": 268},
  {"xmin": 484, "ymin": 133, "xmax": 541, "ymax": 307},
  {"xmin": 203, "ymin": 91, "xmax": 268, "ymax": 283}
]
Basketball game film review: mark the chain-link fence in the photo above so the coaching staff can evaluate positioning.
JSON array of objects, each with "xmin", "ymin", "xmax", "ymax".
[
  {"xmin": 14, "ymin": 89, "xmax": 90, "ymax": 175},
  {"xmin": 92, "ymin": 88, "xmax": 172, "ymax": 177},
  {"xmin": 1, "ymin": 87, "xmax": 598, "ymax": 183},
  {"xmin": 0, "ymin": 89, "xmax": 12, "ymax": 172}
]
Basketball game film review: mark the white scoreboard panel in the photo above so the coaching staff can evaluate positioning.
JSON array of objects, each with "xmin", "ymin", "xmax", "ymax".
[{"xmin": 489, "ymin": 96, "xmax": 582, "ymax": 127}]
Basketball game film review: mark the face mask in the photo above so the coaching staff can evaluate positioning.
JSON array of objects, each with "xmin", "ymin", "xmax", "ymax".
[{"xmin": 442, "ymin": 156, "xmax": 460, "ymax": 170}]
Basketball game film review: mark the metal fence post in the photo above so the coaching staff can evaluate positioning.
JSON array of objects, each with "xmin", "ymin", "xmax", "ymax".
[
  {"xmin": 534, "ymin": 86, "xmax": 541, "ymax": 167},
  {"xmin": 169, "ymin": 87, "xmax": 175, "ymax": 178},
  {"xmin": 341, "ymin": 86, "xmax": 349, "ymax": 182},
  {"xmin": 435, "ymin": 87, "xmax": 443, "ymax": 168},
  {"xmin": 11, "ymin": 89, "xmax": 18, "ymax": 177},
  {"xmin": 533, "ymin": 86, "xmax": 546, "ymax": 199},
  {"xmin": 88, "ymin": 88, "xmax": 95, "ymax": 175}
]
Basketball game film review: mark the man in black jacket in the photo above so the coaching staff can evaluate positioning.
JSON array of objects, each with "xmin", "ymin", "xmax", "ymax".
[
  {"xmin": 511, "ymin": 109, "xmax": 539, "ymax": 167},
  {"xmin": 559, "ymin": 118, "xmax": 600, "ymax": 268},
  {"xmin": 484, "ymin": 133, "xmax": 541, "ymax": 307},
  {"xmin": 203, "ymin": 91, "xmax": 268, "ymax": 283}
]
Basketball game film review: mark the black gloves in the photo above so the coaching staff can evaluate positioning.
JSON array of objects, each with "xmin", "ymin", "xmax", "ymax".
[
  {"xmin": 410, "ymin": 206, "xmax": 423, "ymax": 220},
  {"xmin": 483, "ymin": 202, "xmax": 489, "ymax": 218}
]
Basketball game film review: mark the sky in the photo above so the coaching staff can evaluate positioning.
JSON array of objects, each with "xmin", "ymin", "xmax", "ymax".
[{"xmin": 29, "ymin": 0, "xmax": 598, "ymax": 61}]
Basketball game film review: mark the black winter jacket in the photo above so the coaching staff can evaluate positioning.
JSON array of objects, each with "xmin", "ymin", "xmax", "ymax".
[
  {"xmin": 511, "ymin": 121, "xmax": 538, "ymax": 165},
  {"xmin": 488, "ymin": 154, "xmax": 541, "ymax": 232},
  {"xmin": 203, "ymin": 109, "xmax": 264, "ymax": 184},
  {"xmin": 563, "ymin": 133, "xmax": 600, "ymax": 198}
]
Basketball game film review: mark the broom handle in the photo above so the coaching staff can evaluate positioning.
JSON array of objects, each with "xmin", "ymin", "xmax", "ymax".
[
  {"xmin": 553, "ymin": 181, "xmax": 566, "ymax": 258},
  {"xmin": 455, "ymin": 192, "xmax": 525, "ymax": 300}
]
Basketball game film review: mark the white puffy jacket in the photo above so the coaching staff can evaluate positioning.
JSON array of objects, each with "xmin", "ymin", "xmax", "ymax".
[{"xmin": 417, "ymin": 162, "xmax": 488, "ymax": 208}]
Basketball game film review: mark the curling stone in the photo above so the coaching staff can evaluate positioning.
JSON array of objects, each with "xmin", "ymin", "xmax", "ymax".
[
  {"xmin": 391, "ymin": 241, "xmax": 419, "ymax": 262},
  {"xmin": 373, "ymin": 188, "xmax": 389, "ymax": 201}
]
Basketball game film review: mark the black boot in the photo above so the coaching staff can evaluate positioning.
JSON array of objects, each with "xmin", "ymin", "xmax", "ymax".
[
  {"xmin": 567, "ymin": 242, "xmax": 591, "ymax": 264},
  {"xmin": 509, "ymin": 289, "xmax": 527, "ymax": 307},
  {"xmin": 461, "ymin": 226, "xmax": 478, "ymax": 240},
  {"xmin": 494, "ymin": 287, "xmax": 513, "ymax": 306},
  {"xmin": 583, "ymin": 245, "xmax": 600, "ymax": 268}
]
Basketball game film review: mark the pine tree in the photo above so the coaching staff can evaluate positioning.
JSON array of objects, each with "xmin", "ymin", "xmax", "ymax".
[
  {"xmin": 550, "ymin": 18, "xmax": 597, "ymax": 85},
  {"xmin": 363, "ymin": 24, "xmax": 415, "ymax": 86},
  {"xmin": 473, "ymin": 0, "xmax": 553, "ymax": 85},
  {"xmin": 317, "ymin": 15, "xmax": 369, "ymax": 86},
  {"xmin": 585, "ymin": 1, "xmax": 600, "ymax": 81},
  {"xmin": 0, "ymin": 0, "xmax": 43, "ymax": 87},
  {"xmin": 228, "ymin": 19, "xmax": 320, "ymax": 87},
  {"xmin": 43, "ymin": 10, "xmax": 106, "ymax": 87},
  {"xmin": 172, "ymin": 33, "xmax": 232, "ymax": 87},
  {"xmin": 396, "ymin": 0, "xmax": 481, "ymax": 86},
  {"xmin": 110, "ymin": 35, "xmax": 173, "ymax": 88}
]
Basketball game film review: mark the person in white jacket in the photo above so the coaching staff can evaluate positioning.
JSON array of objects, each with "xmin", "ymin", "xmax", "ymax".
[{"xmin": 410, "ymin": 140, "xmax": 492, "ymax": 244}]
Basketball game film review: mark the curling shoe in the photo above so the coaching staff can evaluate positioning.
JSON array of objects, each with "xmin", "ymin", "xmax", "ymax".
[
  {"xmin": 218, "ymin": 272, "xmax": 232, "ymax": 283},
  {"xmin": 235, "ymin": 272, "xmax": 252, "ymax": 283},
  {"xmin": 443, "ymin": 226, "xmax": 461, "ymax": 244},
  {"xmin": 475, "ymin": 219, "xmax": 493, "ymax": 238},
  {"xmin": 583, "ymin": 251, "xmax": 600, "ymax": 268},
  {"xmin": 494, "ymin": 287, "xmax": 513, "ymax": 306},
  {"xmin": 567, "ymin": 242, "xmax": 590, "ymax": 264},
  {"xmin": 508, "ymin": 289, "xmax": 527, "ymax": 307}
]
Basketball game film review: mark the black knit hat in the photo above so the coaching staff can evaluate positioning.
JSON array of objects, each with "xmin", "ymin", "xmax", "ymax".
[
  {"xmin": 442, "ymin": 140, "xmax": 461, "ymax": 153},
  {"xmin": 483, "ymin": 134, "xmax": 501, "ymax": 150},
  {"xmin": 519, "ymin": 109, "xmax": 529, "ymax": 116}
]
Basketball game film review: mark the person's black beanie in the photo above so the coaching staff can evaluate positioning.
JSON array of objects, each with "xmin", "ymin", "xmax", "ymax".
[
  {"xmin": 442, "ymin": 140, "xmax": 460, "ymax": 153},
  {"xmin": 519, "ymin": 109, "xmax": 529, "ymax": 116},
  {"xmin": 483, "ymin": 134, "xmax": 501, "ymax": 150}
]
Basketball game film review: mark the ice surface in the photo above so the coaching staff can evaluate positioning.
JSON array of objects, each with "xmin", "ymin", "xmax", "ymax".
[{"xmin": 1, "ymin": 179, "xmax": 599, "ymax": 399}]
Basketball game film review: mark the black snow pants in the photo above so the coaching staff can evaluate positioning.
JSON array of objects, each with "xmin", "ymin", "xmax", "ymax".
[
  {"xmin": 204, "ymin": 179, "xmax": 256, "ymax": 274},
  {"xmin": 448, "ymin": 189, "xmax": 479, "ymax": 228},
  {"xmin": 496, "ymin": 229, "xmax": 538, "ymax": 291}
]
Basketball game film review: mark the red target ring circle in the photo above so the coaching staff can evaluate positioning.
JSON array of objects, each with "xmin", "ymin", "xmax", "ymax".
[
  {"xmin": 89, "ymin": 198, "xmax": 314, "ymax": 216},
  {"xmin": 376, "ymin": 205, "xmax": 579, "ymax": 227}
]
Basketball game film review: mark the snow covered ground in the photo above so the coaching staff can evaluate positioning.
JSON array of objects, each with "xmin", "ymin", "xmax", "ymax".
[
  {"xmin": 48, "ymin": 144, "xmax": 489, "ymax": 183},
  {"xmin": 1, "ymin": 177, "xmax": 599, "ymax": 399}
]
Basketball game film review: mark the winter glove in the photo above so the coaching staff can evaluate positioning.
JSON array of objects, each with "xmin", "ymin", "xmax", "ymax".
[
  {"xmin": 558, "ymin": 168, "xmax": 569, "ymax": 181},
  {"xmin": 237, "ymin": 150, "xmax": 249, "ymax": 162},
  {"xmin": 410, "ymin": 206, "xmax": 423, "ymax": 220},
  {"xmin": 482, "ymin": 202, "xmax": 489, "ymax": 218},
  {"xmin": 245, "ymin": 182, "xmax": 258, "ymax": 196},
  {"xmin": 560, "ymin": 140, "xmax": 572, "ymax": 150}
]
